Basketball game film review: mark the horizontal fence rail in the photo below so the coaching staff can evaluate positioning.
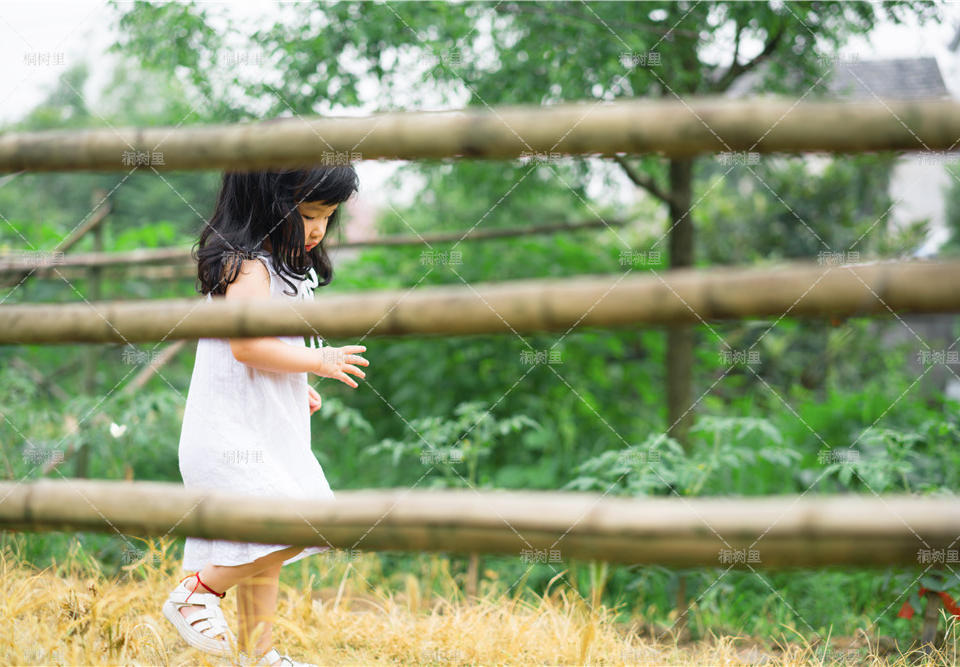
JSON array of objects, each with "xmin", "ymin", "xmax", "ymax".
[
  {"xmin": 0, "ymin": 219, "xmax": 628, "ymax": 276},
  {"xmin": 0, "ymin": 259, "xmax": 958, "ymax": 344},
  {"xmin": 1, "ymin": 98, "xmax": 959, "ymax": 172},
  {"xmin": 0, "ymin": 480, "xmax": 956, "ymax": 568}
]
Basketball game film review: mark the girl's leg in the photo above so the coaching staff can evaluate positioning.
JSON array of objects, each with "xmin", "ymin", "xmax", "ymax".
[
  {"xmin": 176, "ymin": 546, "xmax": 304, "ymax": 644},
  {"xmin": 236, "ymin": 561, "xmax": 283, "ymax": 660},
  {"xmin": 200, "ymin": 545, "xmax": 304, "ymax": 592}
]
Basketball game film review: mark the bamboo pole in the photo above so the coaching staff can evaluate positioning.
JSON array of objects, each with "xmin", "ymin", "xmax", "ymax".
[
  {"xmin": 0, "ymin": 218, "xmax": 628, "ymax": 276},
  {"xmin": 0, "ymin": 479, "xmax": 956, "ymax": 567},
  {"xmin": 0, "ymin": 259, "xmax": 958, "ymax": 344},
  {"xmin": 6, "ymin": 263, "xmax": 255, "ymax": 283},
  {"xmin": 1, "ymin": 98, "xmax": 959, "ymax": 172},
  {"xmin": 1, "ymin": 193, "xmax": 113, "ymax": 288},
  {"xmin": 56, "ymin": 192, "xmax": 111, "ymax": 254},
  {"xmin": 4, "ymin": 262, "xmax": 198, "ymax": 284},
  {"xmin": 123, "ymin": 339, "xmax": 188, "ymax": 393},
  {"xmin": 84, "ymin": 189, "xmax": 108, "ymax": 393},
  {"xmin": 0, "ymin": 246, "xmax": 192, "ymax": 273}
]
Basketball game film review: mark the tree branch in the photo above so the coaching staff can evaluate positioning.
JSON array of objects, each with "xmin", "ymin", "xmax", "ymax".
[
  {"xmin": 731, "ymin": 19, "xmax": 743, "ymax": 71},
  {"xmin": 714, "ymin": 20, "xmax": 786, "ymax": 93},
  {"xmin": 613, "ymin": 155, "xmax": 672, "ymax": 206},
  {"xmin": 493, "ymin": 3, "xmax": 700, "ymax": 40}
]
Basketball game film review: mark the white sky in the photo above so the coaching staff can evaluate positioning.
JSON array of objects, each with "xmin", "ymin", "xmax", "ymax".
[{"xmin": 2, "ymin": 1, "xmax": 960, "ymax": 213}]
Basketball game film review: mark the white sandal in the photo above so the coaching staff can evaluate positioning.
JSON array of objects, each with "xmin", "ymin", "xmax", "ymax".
[
  {"xmin": 239, "ymin": 647, "xmax": 318, "ymax": 667},
  {"xmin": 162, "ymin": 572, "xmax": 237, "ymax": 657}
]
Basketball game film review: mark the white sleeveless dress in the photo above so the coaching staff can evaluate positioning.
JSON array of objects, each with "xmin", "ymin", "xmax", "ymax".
[{"xmin": 178, "ymin": 250, "xmax": 335, "ymax": 571}]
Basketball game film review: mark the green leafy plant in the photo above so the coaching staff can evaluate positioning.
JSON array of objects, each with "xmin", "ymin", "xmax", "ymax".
[
  {"xmin": 563, "ymin": 415, "xmax": 800, "ymax": 498},
  {"xmin": 363, "ymin": 400, "xmax": 541, "ymax": 489}
]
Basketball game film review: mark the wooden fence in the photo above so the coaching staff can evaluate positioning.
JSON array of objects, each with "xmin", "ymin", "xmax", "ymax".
[
  {"xmin": 1, "ymin": 258, "xmax": 958, "ymax": 343},
  {"xmin": 0, "ymin": 480, "xmax": 955, "ymax": 568},
  {"xmin": 0, "ymin": 97, "xmax": 957, "ymax": 579},
  {"xmin": 1, "ymin": 98, "xmax": 959, "ymax": 171}
]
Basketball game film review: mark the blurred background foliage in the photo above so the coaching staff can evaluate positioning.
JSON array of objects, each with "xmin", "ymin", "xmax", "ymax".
[{"xmin": 0, "ymin": 0, "xmax": 955, "ymax": 646}]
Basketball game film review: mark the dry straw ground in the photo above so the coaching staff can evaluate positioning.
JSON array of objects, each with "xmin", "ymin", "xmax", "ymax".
[{"xmin": 0, "ymin": 535, "xmax": 956, "ymax": 666}]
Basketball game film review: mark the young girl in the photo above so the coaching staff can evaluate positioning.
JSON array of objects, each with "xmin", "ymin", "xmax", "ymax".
[{"xmin": 162, "ymin": 167, "xmax": 369, "ymax": 667}]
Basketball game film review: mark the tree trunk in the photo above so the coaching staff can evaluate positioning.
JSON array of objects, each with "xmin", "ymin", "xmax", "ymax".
[
  {"xmin": 921, "ymin": 590, "xmax": 941, "ymax": 655},
  {"xmin": 666, "ymin": 158, "xmax": 695, "ymax": 448},
  {"xmin": 666, "ymin": 155, "xmax": 695, "ymax": 640},
  {"xmin": 73, "ymin": 442, "xmax": 90, "ymax": 479},
  {"xmin": 465, "ymin": 552, "xmax": 479, "ymax": 600},
  {"xmin": 673, "ymin": 570, "xmax": 690, "ymax": 638}
]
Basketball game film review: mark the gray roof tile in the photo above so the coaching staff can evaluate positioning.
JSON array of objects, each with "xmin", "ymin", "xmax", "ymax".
[
  {"xmin": 827, "ymin": 57, "xmax": 949, "ymax": 100},
  {"xmin": 723, "ymin": 56, "xmax": 950, "ymax": 100}
]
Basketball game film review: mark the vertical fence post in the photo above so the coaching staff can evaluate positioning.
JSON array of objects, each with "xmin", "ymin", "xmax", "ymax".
[
  {"xmin": 83, "ymin": 188, "xmax": 108, "ymax": 394},
  {"xmin": 921, "ymin": 590, "xmax": 942, "ymax": 655}
]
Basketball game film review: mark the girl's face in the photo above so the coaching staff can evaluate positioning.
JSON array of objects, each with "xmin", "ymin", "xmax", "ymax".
[{"xmin": 298, "ymin": 200, "xmax": 339, "ymax": 251}]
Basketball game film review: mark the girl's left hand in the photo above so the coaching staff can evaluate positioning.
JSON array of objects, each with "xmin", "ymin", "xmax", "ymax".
[{"xmin": 307, "ymin": 384, "xmax": 322, "ymax": 415}]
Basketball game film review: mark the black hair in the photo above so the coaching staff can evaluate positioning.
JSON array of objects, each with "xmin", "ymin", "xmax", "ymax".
[{"xmin": 195, "ymin": 166, "xmax": 360, "ymax": 297}]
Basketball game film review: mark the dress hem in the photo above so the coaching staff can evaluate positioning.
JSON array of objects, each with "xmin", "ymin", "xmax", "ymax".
[{"xmin": 181, "ymin": 543, "xmax": 332, "ymax": 571}]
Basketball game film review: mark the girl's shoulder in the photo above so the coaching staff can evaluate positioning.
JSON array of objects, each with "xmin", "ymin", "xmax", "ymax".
[
  {"xmin": 247, "ymin": 251, "xmax": 317, "ymax": 291},
  {"xmin": 249, "ymin": 249, "xmax": 274, "ymax": 271}
]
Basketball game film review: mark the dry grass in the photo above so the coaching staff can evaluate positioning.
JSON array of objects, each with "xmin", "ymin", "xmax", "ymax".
[{"xmin": 0, "ymin": 537, "xmax": 957, "ymax": 666}]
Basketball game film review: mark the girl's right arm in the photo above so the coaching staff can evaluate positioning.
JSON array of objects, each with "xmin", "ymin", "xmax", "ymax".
[{"xmin": 225, "ymin": 258, "xmax": 368, "ymax": 388}]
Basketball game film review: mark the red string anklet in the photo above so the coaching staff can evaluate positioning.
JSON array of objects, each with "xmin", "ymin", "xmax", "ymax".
[{"xmin": 180, "ymin": 571, "xmax": 226, "ymax": 600}]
